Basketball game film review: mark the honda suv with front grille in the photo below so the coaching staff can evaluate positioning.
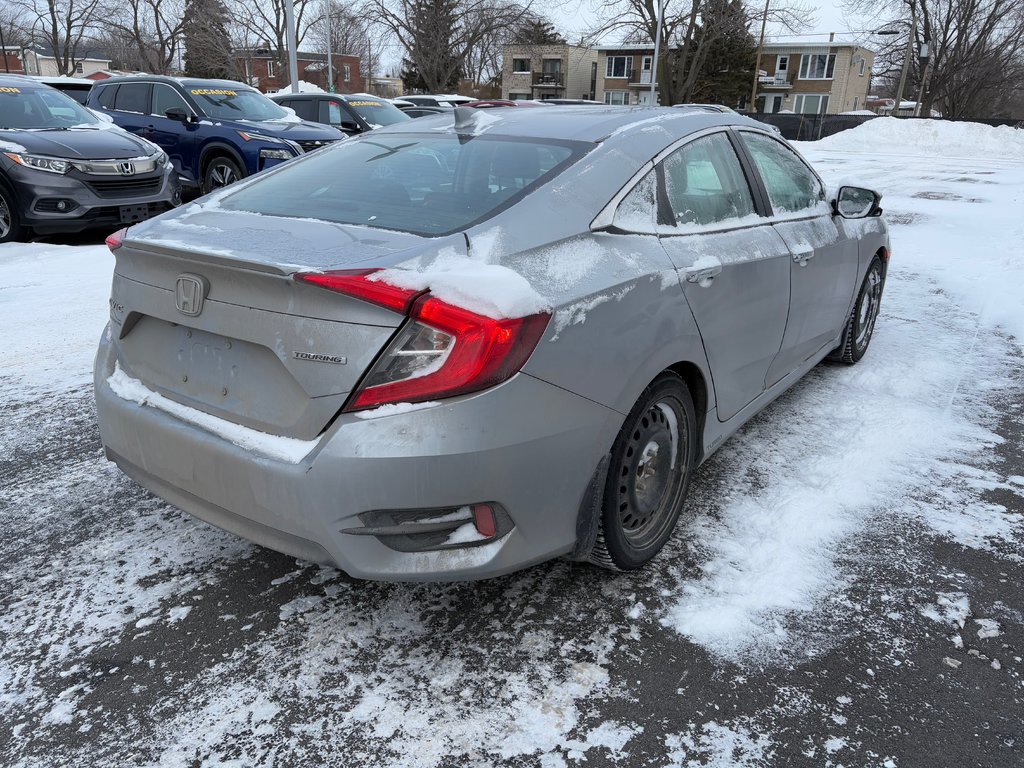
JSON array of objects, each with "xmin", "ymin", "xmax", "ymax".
[{"xmin": 0, "ymin": 75, "xmax": 180, "ymax": 243}]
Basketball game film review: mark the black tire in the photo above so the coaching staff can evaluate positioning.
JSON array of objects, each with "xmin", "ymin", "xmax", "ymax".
[
  {"xmin": 0, "ymin": 183, "xmax": 26, "ymax": 244},
  {"xmin": 589, "ymin": 372, "xmax": 697, "ymax": 571},
  {"xmin": 834, "ymin": 256, "xmax": 884, "ymax": 364},
  {"xmin": 201, "ymin": 155, "xmax": 244, "ymax": 195}
]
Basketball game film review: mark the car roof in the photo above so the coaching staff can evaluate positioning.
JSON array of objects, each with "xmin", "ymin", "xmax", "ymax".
[
  {"xmin": 380, "ymin": 105, "xmax": 754, "ymax": 144},
  {"xmin": 0, "ymin": 74, "xmax": 57, "ymax": 89},
  {"xmin": 31, "ymin": 75, "xmax": 95, "ymax": 86},
  {"xmin": 94, "ymin": 75, "xmax": 258, "ymax": 91},
  {"xmin": 268, "ymin": 92, "xmax": 383, "ymax": 101}
]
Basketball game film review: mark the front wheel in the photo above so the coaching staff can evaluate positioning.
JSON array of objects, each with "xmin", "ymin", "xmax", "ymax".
[
  {"xmin": 834, "ymin": 256, "xmax": 884, "ymax": 364},
  {"xmin": 202, "ymin": 156, "xmax": 244, "ymax": 195},
  {"xmin": 0, "ymin": 184, "xmax": 26, "ymax": 244},
  {"xmin": 589, "ymin": 372, "xmax": 697, "ymax": 571}
]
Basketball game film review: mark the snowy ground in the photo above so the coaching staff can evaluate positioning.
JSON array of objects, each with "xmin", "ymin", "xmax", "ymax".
[{"xmin": 2, "ymin": 120, "xmax": 1023, "ymax": 767}]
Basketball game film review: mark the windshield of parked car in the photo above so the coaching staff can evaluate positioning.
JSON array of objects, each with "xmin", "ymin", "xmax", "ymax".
[
  {"xmin": 343, "ymin": 97, "xmax": 410, "ymax": 127},
  {"xmin": 186, "ymin": 84, "xmax": 290, "ymax": 121},
  {"xmin": 0, "ymin": 85, "xmax": 98, "ymax": 129},
  {"xmin": 219, "ymin": 134, "xmax": 586, "ymax": 236}
]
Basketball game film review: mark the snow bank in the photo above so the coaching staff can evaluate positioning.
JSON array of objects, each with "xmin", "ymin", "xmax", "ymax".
[{"xmin": 808, "ymin": 116, "xmax": 1024, "ymax": 160}]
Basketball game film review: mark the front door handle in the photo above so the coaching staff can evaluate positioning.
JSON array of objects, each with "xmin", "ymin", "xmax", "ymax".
[
  {"xmin": 792, "ymin": 250, "xmax": 815, "ymax": 266},
  {"xmin": 685, "ymin": 265, "xmax": 722, "ymax": 285}
]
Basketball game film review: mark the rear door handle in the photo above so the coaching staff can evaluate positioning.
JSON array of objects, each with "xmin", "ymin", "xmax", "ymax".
[
  {"xmin": 685, "ymin": 265, "xmax": 722, "ymax": 285},
  {"xmin": 793, "ymin": 250, "xmax": 815, "ymax": 266}
]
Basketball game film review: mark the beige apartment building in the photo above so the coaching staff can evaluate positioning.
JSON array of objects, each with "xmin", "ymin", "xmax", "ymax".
[
  {"xmin": 754, "ymin": 40, "xmax": 875, "ymax": 114},
  {"xmin": 596, "ymin": 44, "xmax": 659, "ymax": 106},
  {"xmin": 501, "ymin": 44, "xmax": 599, "ymax": 101}
]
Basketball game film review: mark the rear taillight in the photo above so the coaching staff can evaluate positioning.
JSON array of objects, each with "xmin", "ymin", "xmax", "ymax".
[
  {"xmin": 105, "ymin": 228, "xmax": 127, "ymax": 251},
  {"xmin": 295, "ymin": 269, "xmax": 550, "ymax": 411}
]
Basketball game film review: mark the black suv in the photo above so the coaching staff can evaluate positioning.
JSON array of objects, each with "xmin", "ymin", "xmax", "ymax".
[
  {"xmin": 269, "ymin": 92, "xmax": 410, "ymax": 135},
  {"xmin": 0, "ymin": 75, "xmax": 179, "ymax": 243},
  {"xmin": 87, "ymin": 76, "xmax": 345, "ymax": 194}
]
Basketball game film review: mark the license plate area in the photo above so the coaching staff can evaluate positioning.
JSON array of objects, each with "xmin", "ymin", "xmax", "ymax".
[{"xmin": 119, "ymin": 204, "xmax": 150, "ymax": 224}]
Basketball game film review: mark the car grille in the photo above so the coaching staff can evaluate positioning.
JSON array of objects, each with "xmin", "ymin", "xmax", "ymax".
[
  {"xmin": 86, "ymin": 176, "xmax": 163, "ymax": 199},
  {"xmin": 297, "ymin": 139, "xmax": 339, "ymax": 154}
]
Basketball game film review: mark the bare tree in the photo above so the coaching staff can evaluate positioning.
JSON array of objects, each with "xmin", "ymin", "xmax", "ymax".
[
  {"xmin": 103, "ymin": 0, "xmax": 186, "ymax": 74},
  {"xmin": 586, "ymin": 0, "xmax": 813, "ymax": 105},
  {"xmin": 229, "ymin": 0, "xmax": 318, "ymax": 87},
  {"xmin": 371, "ymin": 0, "xmax": 534, "ymax": 93},
  {"xmin": 19, "ymin": 0, "xmax": 105, "ymax": 75},
  {"xmin": 306, "ymin": 0, "xmax": 388, "ymax": 89},
  {"xmin": 1, "ymin": 5, "xmax": 32, "ymax": 49},
  {"xmin": 844, "ymin": 0, "xmax": 1024, "ymax": 117}
]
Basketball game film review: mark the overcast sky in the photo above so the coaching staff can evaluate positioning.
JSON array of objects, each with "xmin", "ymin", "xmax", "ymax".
[{"xmin": 548, "ymin": 0, "xmax": 860, "ymax": 45}]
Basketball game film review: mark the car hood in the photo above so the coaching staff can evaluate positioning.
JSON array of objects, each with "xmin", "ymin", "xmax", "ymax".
[
  {"xmin": 218, "ymin": 118, "xmax": 345, "ymax": 141},
  {"xmin": 0, "ymin": 126, "xmax": 155, "ymax": 160}
]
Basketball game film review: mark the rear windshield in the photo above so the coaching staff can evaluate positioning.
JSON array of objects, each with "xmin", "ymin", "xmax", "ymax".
[
  {"xmin": 0, "ymin": 85, "xmax": 97, "ymax": 128},
  {"xmin": 186, "ymin": 84, "xmax": 289, "ymax": 121},
  {"xmin": 344, "ymin": 97, "xmax": 409, "ymax": 127},
  {"xmin": 219, "ymin": 134, "xmax": 586, "ymax": 236}
]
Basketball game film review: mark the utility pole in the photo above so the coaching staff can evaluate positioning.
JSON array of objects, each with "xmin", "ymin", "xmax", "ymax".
[
  {"xmin": 284, "ymin": 0, "xmax": 300, "ymax": 93},
  {"xmin": 748, "ymin": 0, "xmax": 771, "ymax": 113},
  {"xmin": 325, "ymin": 0, "xmax": 334, "ymax": 92},
  {"xmin": 649, "ymin": 0, "xmax": 664, "ymax": 105},
  {"xmin": 893, "ymin": 5, "xmax": 917, "ymax": 116},
  {"xmin": 913, "ymin": 40, "xmax": 931, "ymax": 116}
]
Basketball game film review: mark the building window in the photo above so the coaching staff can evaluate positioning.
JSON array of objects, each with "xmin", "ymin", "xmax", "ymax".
[
  {"xmin": 509, "ymin": 92, "xmax": 530, "ymax": 100},
  {"xmin": 267, "ymin": 60, "xmax": 276, "ymax": 78},
  {"xmin": 642, "ymin": 55, "xmax": 652, "ymax": 71},
  {"xmin": 794, "ymin": 93, "xmax": 830, "ymax": 114},
  {"xmin": 75, "ymin": 61, "xmax": 83, "ymax": 73},
  {"xmin": 512, "ymin": 58, "xmax": 530, "ymax": 73},
  {"xmin": 859, "ymin": 58, "xmax": 866, "ymax": 76},
  {"xmin": 605, "ymin": 56, "xmax": 631, "ymax": 79},
  {"xmin": 853, "ymin": 96, "xmax": 859, "ymax": 110},
  {"xmin": 343, "ymin": 64, "xmax": 351, "ymax": 82},
  {"xmin": 776, "ymin": 55, "xmax": 789, "ymax": 73},
  {"xmin": 798, "ymin": 53, "xmax": 836, "ymax": 80},
  {"xmin": 604, "ymin": 90, "xmax": 629, "ymax": 106}
]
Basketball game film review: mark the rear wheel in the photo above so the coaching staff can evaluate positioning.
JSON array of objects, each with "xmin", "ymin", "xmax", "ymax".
[
  {"xmin": 202, "ymin": 156, "xmax": 244, "ymax": 195},
  {"xmin": 834, "ymin": 256, "xmax": 884, "ymax": 364},
  {"xmin": 590, "ymin": 373, "xmax": 697, "ymax": 571},
  {"xmin": 0, "ymin": 184, "xmax": 25, "ymax": 244}
]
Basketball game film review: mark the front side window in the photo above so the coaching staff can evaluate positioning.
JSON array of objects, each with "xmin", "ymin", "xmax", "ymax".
[
  {"xmin": 512, "ymin": 58, "xmax": 530, "ymax": 73},
  {"xmin": 152, "ymin": 84, "xmax": 190, "ymax": 117},
  {"xmin": 0, "ymin": 86, "xmax": 99, "ymax": 128},
  {"xmin": 741, "ymin": 132, "xmax": 824, "ymax": 215},
  {"xmin": 605, "ymin": 56, "xmax": 631, "ymax": 78},
  {"xmin": 219, "ymin": 134, "xmax": 586, "ymax": 236},
  {"xmin": 661, "ymin": 133, "xmax": 756, "ymax": 228},
  {"xmin": 799, "ymin": 53, "xmax": 836, "ymax": 79},
  {"xmin": 187, "ymin": 84, "xmax": 289, "ymax": 121},
  {"xmin": 603, "ymin": 90, "xmax": 629, "ymax": 106}
]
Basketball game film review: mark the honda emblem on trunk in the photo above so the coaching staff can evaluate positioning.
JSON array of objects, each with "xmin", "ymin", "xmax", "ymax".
[
  {"xmin": 175, "ymin": 274, "xmax": 208, "ymax": 316},
  {"xmin": 118, "ymin": 161, "xmax": 135, "ymax": 175}
]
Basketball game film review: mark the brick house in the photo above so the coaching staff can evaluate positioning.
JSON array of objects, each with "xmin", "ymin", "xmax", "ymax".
[
  {"xmin": 754, "ymin": 40, "xmax": 875, "ymax": 115},
  {"xmin": 501, "ymin": 44, "xmax": 599, "ymax": 101},
  {"xmin": 234, "ymin": 50, "xmax": 364, "ymax": 94},
  {"xmin": 596, "ymin": 44, "xmax": 659, "ymax": 106}
]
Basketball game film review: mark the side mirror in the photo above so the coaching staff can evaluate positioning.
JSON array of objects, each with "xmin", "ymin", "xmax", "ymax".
[
  {"xmin": 338, "ymin": 120, "xmax": 360, "ymax": 132},
  {"xmin": 165, "ymin": 107, "xmax": 190, "ymax": 123},
  {"xmin": 833, "ymin": 186, "xmax": 882, "ymax": 219}
]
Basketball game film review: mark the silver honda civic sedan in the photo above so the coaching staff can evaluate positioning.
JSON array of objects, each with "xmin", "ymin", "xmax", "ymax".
[{"xmin": 94, "ymin": 106, "xmax": 888, "ymax": 581}]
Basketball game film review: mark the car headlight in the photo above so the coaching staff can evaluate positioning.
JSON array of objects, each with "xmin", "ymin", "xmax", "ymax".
[
  {"xmin": 3, "ymin": 152, "xmax": 71, "ymax": 174},
  {"xmin": 237, "ymin": 130, "xmax": 286, "ymax": 145},
  {"xmin": 153, "ymin": 149, "xmax": 169, "ymax": 167},
  {"xmin": 259, "ymin": 148, "xmax": 293, "ymax": 160}
]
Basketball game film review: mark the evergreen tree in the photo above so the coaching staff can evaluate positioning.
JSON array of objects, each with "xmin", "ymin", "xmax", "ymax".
[
  {"xmin": 183, "ymin": 0, "xmax": 232, "ymax": 79},
  {"xmin": 691, "ymin": 0, "xmax": 755, "ymax": 107},
  {"xmin": 512, "ymin": 17, "xmax": 565, "ymax": 46},
  {"xmin": 400, "ymin": 0, "xmax": 462, "ymax": 93}
]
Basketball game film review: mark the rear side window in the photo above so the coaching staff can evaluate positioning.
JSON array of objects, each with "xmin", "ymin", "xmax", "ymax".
[
  {"xmin": 661, "ymin": 132, "xmax": 756, "ymax": 228},
  {"xmin": 96, "ymin": 84, "xmax": 118, "ymax": 108},
  {"xmin": 219, "ymin": 134, "xmax": 586, "ymax": 236},
  {"xmin": 152, "ymin": 84, "xmax": 190, "ymax": 116},
  {"xmin": 741, "ymin": 132, "xmax": 824, "ymax": 214},
  {"xmin": 113, "ymin": 83, "xmax": 150, "ymax": 114}
]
